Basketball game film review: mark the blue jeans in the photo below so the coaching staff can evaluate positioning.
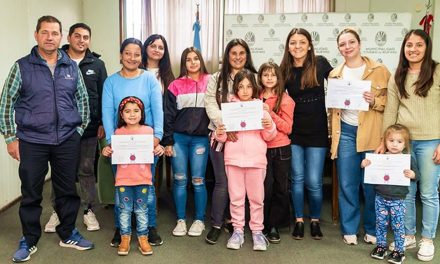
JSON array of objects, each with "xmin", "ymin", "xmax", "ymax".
[
  {"xmin": 291, "ymin": 144, "xmax": 327, "ymax": 219},
  {"xmin": 405, "ymin": 139, "xmax": 440, "ymax": 239},
  {"xmin": 336, "ymin": 122, "xmax": 376, "ymax": 236},
  {"xmin": 172, "ymin": 133, "xmax": 209, "ymax": 220},
  {"xmin": 117, "ymin": 185, "xmax": 153, "ymax": 236}
]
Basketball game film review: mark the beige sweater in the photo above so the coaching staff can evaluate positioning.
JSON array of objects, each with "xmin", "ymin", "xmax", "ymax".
[{"xmin": 383, "ymin": 65, "xmax": 440, "ymax": 140}]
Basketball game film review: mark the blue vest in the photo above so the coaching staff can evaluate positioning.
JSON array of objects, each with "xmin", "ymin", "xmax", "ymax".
[{"xmin": 15, "ymin": 46, "xmax": 82, "ymax": 145}]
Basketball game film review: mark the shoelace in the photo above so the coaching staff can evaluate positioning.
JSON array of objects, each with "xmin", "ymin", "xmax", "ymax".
[
  {"xmin": 231, "ymin": 232, "xmax": 243, "ymax": 242},
  {"xmin": 253, "ymin": 233, "xmax": 268, "ymax": 245}
]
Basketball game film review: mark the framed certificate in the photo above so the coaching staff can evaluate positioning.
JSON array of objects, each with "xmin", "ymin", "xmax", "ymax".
[
  {"xmin": 221, "ymin": 100, "xmax": 263, "ymax": 132},
  {"xmin": 364, "ymin": 153, "xmax": 411, "ymax": 186},
  {"xmin": 111, "ymin": 134, "xmax": 154, "ymax": 164},
  {"xmin": 326, "ymin": 79, "xmax": 371, "ymax": 111}
]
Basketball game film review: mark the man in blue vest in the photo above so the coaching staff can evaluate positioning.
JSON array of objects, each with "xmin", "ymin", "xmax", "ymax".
[{"xmin": 0, "ymin": 15, "xmax": 93, "ymax": 263}]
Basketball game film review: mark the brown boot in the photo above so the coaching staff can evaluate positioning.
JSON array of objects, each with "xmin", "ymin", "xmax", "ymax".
[
  {"xmin": 118, "ymin": 235, "xmax": 131, "ymax": 256},
  {"xmin": 138, "ymin": 235, "xmax": 153, "ymax": 255}
]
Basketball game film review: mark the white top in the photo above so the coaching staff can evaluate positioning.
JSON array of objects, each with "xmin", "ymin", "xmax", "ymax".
[{"xmin": 340, "ymin": 64, "xmax": 366, "ymax": 126}]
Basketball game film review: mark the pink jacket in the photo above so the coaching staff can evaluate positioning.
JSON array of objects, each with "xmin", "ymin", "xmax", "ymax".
[{"xmin": 215, "ymin": 98, "xmax": 277, "ymax": 169}]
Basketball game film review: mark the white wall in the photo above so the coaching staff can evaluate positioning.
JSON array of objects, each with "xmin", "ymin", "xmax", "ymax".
[{"xmin": 0, "ymin": 0, "xmax": 82, "ymax": 209}]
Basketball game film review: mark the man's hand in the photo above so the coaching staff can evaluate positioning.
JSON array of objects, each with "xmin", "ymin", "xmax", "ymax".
[{"xmin": 7, "ymin": 140, "xmax": 20, "ymax": 161}]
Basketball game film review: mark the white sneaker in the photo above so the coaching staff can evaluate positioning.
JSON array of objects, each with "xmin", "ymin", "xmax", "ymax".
[
  {"xmin": 188, "ymin": 220, "xmax": 205, "ymax": 237},
  {"xmin": 363, "ymin": 234, "xmax": 377, "ymax": 245},
  {"xmin": 389, "ymin": 235, "xmax": 417, "ymax": 251},
  {"xmin": 172, "ymin": 219, "xmax": 187, "ymax": 236},
  {"xmin": 44, "ymin": 211, "xmax": 60, "ymax": 233},
  {"xmin": 418, "ymin": 238, "xmax": 435, "ymax": 262},
  {"xmin": 343, "ymin": 235, "xmax": 358, "ymax": 245},
  {"xmin": 83, "ymin": 209, "xmax": 100, "ymax": 231},
  {"xmin": 227, "ymin": 230, "xmax": 244, "ymax": 250}
]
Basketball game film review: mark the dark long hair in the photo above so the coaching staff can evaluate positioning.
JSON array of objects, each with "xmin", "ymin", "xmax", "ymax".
[
  {"xmin": 232, "ymin": 69, "xmax": 260, "ymax": 100},
  {"xmin": 216, "ymin": 39, "xmax": 257, "ymax": 107},
  {"xmin": 142, "ymin": 34, "xmax": 175, "ymax": 90},
  {"xmin": 178, "ymin": 47, "xmax": 209, "ymax": 78},
  {"xmin": 395, "ymin": 29, "xmax": 438, "ymax": 98},
  {"xmin": 117, "ymin": 96, "xmax": 146, "ymax": 128},
  {"xmin": 258, "ymin": 62, "xmax": 284, "ymax": 113},
  {"xmin": 279, "ymin": 28, "xmax": 319, "ymax": 89}
]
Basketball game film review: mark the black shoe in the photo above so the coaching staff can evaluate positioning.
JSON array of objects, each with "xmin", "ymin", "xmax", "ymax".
[
  {"xmin": 292, "ymin": 222, "xmax": 304, "ymax": 240},
  {"xmin": 387, "ymin": 250, "xmax": 405, "ymax": 264},
  {"xmin": 205, "ymin": 227, "xmax": 221, "ymax": 244},
  {"xmin": 148, "ymin": 227, "xmax": 163, "ymax": 246},
  {"xmin": 267, "ymin": 227, "xmax": 281, "ymax": 244},
  {"xmin": 370, "ymin": 246, "xmax": 387, "ymax": 260},
  {"xmin": 223, "ymin": 222, "xmax": 234, "ymax": 234},
  {"xmin": 310, "ymin": 221, "xmax": 323, "ymax": 240},
  {"xmin": 110, "ymin": 228, "xmax": 121, "ymax": 247}
]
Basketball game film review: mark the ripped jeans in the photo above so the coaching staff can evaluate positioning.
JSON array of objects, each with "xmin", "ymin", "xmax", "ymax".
[{"xmin": 171, "ymin": 132, "xmax": 209, "ymax": 221}]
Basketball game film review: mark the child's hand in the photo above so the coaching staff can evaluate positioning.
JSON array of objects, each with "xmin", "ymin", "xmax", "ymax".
[
  {"xmin": 404, "ymin": 169, "xmax": 416, "ymax": 179},
  {"xmin": 361, "ymin": 158, "xmax": 371, "ymax": 168},
  {"xmin": 164, "ymin": 146, "xmax": 173, "ymax": 157},
  {"xmin": 102, "ymin": 145, "xmax": 113, "ymax": 157},
  {"xmin": 154, "ymin": 144, "xmax": 165, "ymax": 156},
  {"xmin": 263, "ymin": 103, "xmax": 270, "ymax": 112},
  {"xmin": 261, "ymin": 116, "xmax": 272, "ymax": 129},
  {"xmin": 216, "ymin": 124, "xmax": 226, "ymax": 136}
]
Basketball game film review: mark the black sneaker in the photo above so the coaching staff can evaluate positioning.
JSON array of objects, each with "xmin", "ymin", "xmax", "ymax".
[
  {"xmin": 310, "ymin": 221, "xmax": 323, "ymax": 240},
  {"xmin": 148, "ymin": 227, "xmax": 163, "ymax": 246},
  {"xmin": 292, "ymin": 222, "xmax": 304, "ymax": 240},
  {"xmin": 205, "ymin": 226, "xmax": 221, "ymax": 244},
  {"xmin": 387, "ymin": 250, "xmax": 405, "ymax": 264},
  {"xmin": 267, "ymin": 227, "xmax": 281, "ymax": 244},
  {"xmin": 110, "ymin": 228, "xmax": 120, "ymax": 247},
  {"xmin": 371, "ymin": 246, "xmax": 387, "ymax": 260},
  {"xmin": 223, "ymin": 222, "xmax": 234, "ymax": 234}
]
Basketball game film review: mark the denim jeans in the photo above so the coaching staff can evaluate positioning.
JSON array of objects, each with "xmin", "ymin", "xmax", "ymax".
[
  {"xmin": 264, "ymin": 145, "xmax": 291, "ymax": 228},
  {"xmin": 405, "ymin": 139, "xmax": 440, "ymax": 239},
  {"xmin": 117, "ymin": 185, "xmax": 153, "ymax": 236},
  {"xmin": 171, "ymin": 133, "xmax": 209, "ymax": 220},
  {"xmin": 291, "ymin": 144, "xmax": 327, "ymax": 219},
  {"xmin": 336, "ymin": 122, "xmax": 376, "ymax": 236}
]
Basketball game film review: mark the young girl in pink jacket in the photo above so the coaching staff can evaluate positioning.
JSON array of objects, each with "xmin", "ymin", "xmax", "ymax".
[{"xmin": 214, "ymin": 69, "xmax": 277, "ymax": 251}]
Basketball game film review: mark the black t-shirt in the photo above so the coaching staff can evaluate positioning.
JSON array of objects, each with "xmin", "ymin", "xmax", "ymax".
[{"xmin": 285, "ymin": 56, "xmax": 332, "ymax": 147}]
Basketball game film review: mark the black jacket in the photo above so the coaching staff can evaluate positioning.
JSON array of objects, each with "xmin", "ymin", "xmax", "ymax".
[{"xmin": 62, "ymin": 45, "xmax": 107, "ymax": 138}]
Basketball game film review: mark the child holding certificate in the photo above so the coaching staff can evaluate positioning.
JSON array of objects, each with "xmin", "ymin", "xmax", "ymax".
[
  {"xmin": 361, "ymin": 124, "xmax": 416, "ymax": 264},
  {"xmin": 102, "ymin": 96, "xmax": 164, "ymax": 256},
  {"xmin": 215, "ymin": 69, "xmax": 277, "ymax": 251},
  {"xmin": 258, "ymin": 62, "xmax": 295, "ymax": 243}
]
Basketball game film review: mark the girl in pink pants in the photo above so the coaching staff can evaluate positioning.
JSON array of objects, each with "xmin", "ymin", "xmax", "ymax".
[{"xmin": 214, "ymin": 69, "xmax": 277, "ymax": 251}]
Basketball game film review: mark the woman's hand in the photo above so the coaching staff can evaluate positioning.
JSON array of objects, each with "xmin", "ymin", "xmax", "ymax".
[
  {"xmin": 432, "ymin": 143, "xmax": 440, "ymax": 164},
  {"xmin": 261, "ymin": 116, "xmax": 273, "ymax": 129},
  {"xmin": 154, "ymin": 144, "xmax": 165, "ymax": 156},
  {"xmin": 164, "ymin": 146, "xmax": 173, "ymax": 157},
  {"xmin": 102, "ymin": 145, "xmax": 113, "ymax": 157},
  {"xmin": 363, "ymin": 91, "xmax": 375, "ymax": 106},
  {"xmin": 216, "ymin": 124, "xmax": 226, "ymax": 136}
]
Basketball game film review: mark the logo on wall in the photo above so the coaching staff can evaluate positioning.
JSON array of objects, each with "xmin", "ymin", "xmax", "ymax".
[
  {"xmin": 279, "ymin": 14, "xmax": 286, "ymax": 23},
  {"xmin": 358, "ymin": 28, "xmax": 362, "ymax": 36},
  {"xmin": 401, "ymin": 28, "xmax": 409, "ymax": 37},
  {"xmin": 345, "ymin": 13, "xmax": 351, "ymax": 22},
  {"xmin": 258, "ymin": 15, "xmax": 264, "ymax": 23},
  {"xmin": 311, "ymin": 31, "xmax": 320, "ymax": 46},
  {"xmin": 391, "ymin": 13, "xmax": 398, "ymax": 22},
  {"xmin": 375, "ymin": 31, "xmax": 387, "ymax": 46},
  {"xmin": 377, "ymin": 58, "xmax": 383, "ymax": 63},
  {"xmin": 333, "ymin": 28, "xmax": 340, "ymax": 37},
  {"xmin": 268, "ymin": 28, "xmax": 275, "ymax": 38},
  {"xmin": 226, "ymin": 29, "xmax": 233, "ymax": 37},
  {"xmin": 367, "ymin": 13, "xmax": 375, "ymax": 22},
  {"xmin": 237, "ymin": 15, "xmax": 243, "ymax": 24},
  {"xmin": 322, "ymin": 13, "xmax": 329, "ymax": 23},
  {"xmin": 269, "ymin": 58, "xmax": 274, "ymax": 63},
  {"xmin": 301, "ymin": 14, "xmax": 308, "ymax": 22},
  {"xmin": 278, "ymin": 43, "xmax": 285, "ymax": 53},
  {"xmin": 330, "ymin": 58, "xmax": 338, "ymax": 67},
  {"xmin": 244, "ymin": 32, "xmax": 256, "ymax": 46}
]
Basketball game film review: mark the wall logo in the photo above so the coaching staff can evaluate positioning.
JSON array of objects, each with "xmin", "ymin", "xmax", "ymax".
[
  {"xmin": 330, "ymin": 58, "xmax": 338, "ymax": 68},
  {"xmin": 377, "ymin": 58, "xmax": 383, "ymax": 63},
  {"xmin": 244, "ymin": 32, "xmax": 256, "ymax": 46},
  {"xmin": 237, "ymin": 15, "xmax": 243, "ymax": 24},
  {"xmin": 344, "ymin": 13, "xmax": 351, "ymax": 22},
  {"xmin": 311, "ymin": 31, "xmax": 320, "ymax": 46},
  {"xmin": 269, "ymin": 58, "xmax": 274, "ymax": 63},
  {"xmin": 226, "ymin": 29, "xmax": 233, "ymax": 37},
  {"xmin": 258, "ymin": 15, "xmax": 264, "ymax": 23},
  {"xmin": 367, "ymin": 13, "xmax": 374, "ymax": 22},
  {"xmin": 401, "ymin": 28, "xmax": 409, "ymax": 37},
  {"xmin": 375, "ymin": 31, "xmax": 387, "ymax": 46},
  {"xmin": 279, "ymin": 14, "xmax": 286, "ymax": 23},
  {"xmin": 268, "ymin": 28, "xmax": 275, "ymax": 38},
  {"xmin": 278, "ymin": 43, "xmax": 285, "ymax": 53},
  {"xmin": 333, "ymin": 28, "xmax": 340, "ymax": 37},
  {"xmin": 301, "ymin": 14, "xmax": 308, "ymax": 23},
  {"xmin": 391, "ymin": 13, "xmax": 398, "ymax": 22},
  {"xmin": 358, "ymin": 28, "xmax": 362, "ymax": 36},
  {"xmin": 322, "ymin": 13, "xmax": 329, "ymax": 23}
]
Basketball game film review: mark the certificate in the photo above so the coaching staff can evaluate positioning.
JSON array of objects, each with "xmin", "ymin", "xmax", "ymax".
[
  {"xmin": 326, "ymin": 79, "xmax": 371, "ymax": 111},
  {"xmin": 364, "ymin": 153, "xmax": 411, "ymax": 186},
  {"xmin": 221, "ymin": 100, "xmax": 263, "ymax": 132},
  {"xmin": 111, "ymin": 135, "xmax": 154, "ymax": 164}
]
